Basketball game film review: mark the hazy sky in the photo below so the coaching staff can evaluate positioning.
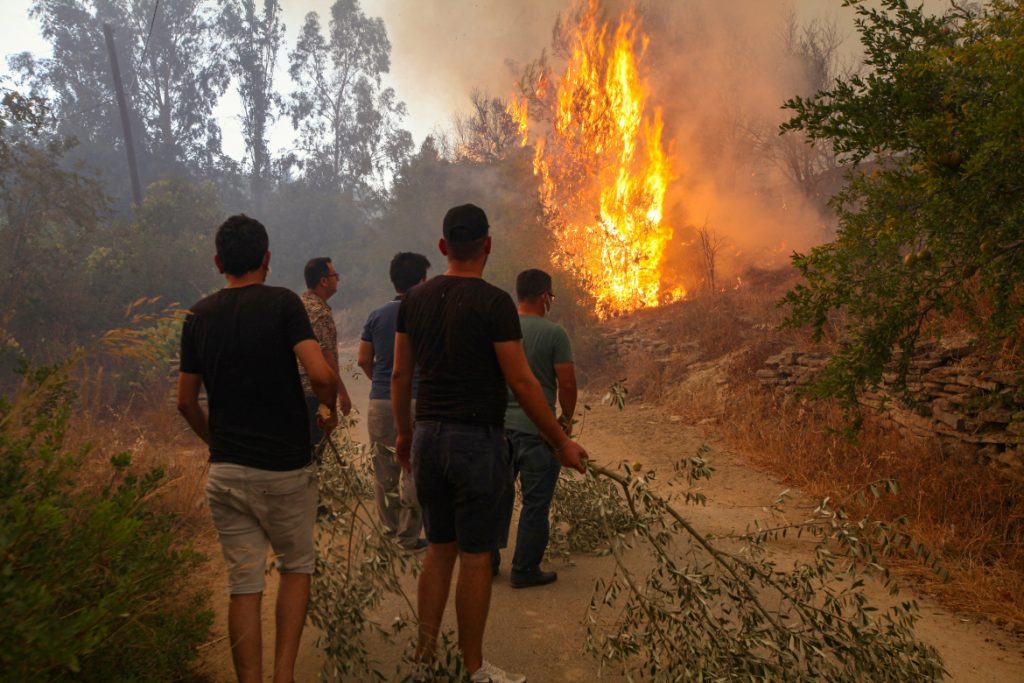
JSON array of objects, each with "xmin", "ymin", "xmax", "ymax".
[{"xmin": 0, "ymin": 1, "xmax": 951, "ymax": 161}]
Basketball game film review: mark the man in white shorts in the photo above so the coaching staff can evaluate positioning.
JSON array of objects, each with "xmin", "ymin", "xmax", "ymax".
[{"xmin": 177, "ymin": 214, "xmax": 339, "ymax": 683}]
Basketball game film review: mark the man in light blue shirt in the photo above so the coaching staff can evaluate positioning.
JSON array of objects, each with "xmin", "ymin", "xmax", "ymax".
[{"xmin": 357, "ymin": 252, "xmax": 430, "ymax": 551}]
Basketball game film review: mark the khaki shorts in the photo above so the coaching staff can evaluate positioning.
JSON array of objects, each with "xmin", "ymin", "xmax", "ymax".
[{"xmin": 205, "ymin": 463, "xmax": 318, "ymax": 595}]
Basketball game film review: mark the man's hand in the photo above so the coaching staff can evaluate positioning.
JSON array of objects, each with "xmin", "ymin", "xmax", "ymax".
[
  {"xmin": 338, "ymin": 390, "xmax": 353, "ymax": 416},
  {"xmin": 555, "ymin": 439, "xmax": 588, "ymax": 473},
  {"xmin": 395, "ymin": 431, "xmax": 413, "ymax": 473},
  {"xmin": 316, "ymin": 403, "xmax": 338, "ymax": 435}
]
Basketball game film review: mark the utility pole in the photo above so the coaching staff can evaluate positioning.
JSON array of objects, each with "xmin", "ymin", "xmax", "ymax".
[{"xmin": 102, "ymin": 22, "xmax": 143, "ymax": 206}]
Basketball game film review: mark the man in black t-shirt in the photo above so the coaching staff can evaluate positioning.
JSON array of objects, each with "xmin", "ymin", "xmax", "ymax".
[
  {"xmin": 392, "ymin": 204, "xmax": 588, "ymax": 683},
  {"xmin": 177, "ymin": 214, "xmax": 339, "ymax": 683}
]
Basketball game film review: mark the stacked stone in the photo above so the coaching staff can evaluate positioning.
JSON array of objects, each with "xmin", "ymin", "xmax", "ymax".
[
  {"xmin": 601, "ymin": 322, "xmax": 691, "ymax": 361},
  {"xmin": 756, "ymin": 349, "xmax": 830, "ymax": 388},
  {"xmin": 755, "ymin": 337, "xmax": 1024, "ymax": 480}
]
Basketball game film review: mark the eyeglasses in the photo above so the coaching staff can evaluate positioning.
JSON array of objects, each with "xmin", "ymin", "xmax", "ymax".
[
  {"xmin": 546, "ymin": 291, "xmax": 556, "ymax": 299},
  {"xmin": 325, "ymin": 273, "xmax": 340, "ymax": 280}
]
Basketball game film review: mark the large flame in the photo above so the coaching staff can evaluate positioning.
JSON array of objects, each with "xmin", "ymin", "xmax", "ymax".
[{"xmin": 527, "ymin": 0, "xmax": 678, "ymax": 318}]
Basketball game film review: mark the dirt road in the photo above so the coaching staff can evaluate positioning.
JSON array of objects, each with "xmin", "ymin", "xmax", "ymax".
[{"xmin": 196, "ymin": 362, "xmax": 1024, "ymax": 682}]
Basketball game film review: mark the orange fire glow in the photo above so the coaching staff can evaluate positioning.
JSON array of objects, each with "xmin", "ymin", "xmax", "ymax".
[
  {"xmin": 527, "ymin": 0, "xmax": 679, "ymax": 318},
  {"xmin": 508, "ymin": 94, "xmax": 529, "ymax": 147}
]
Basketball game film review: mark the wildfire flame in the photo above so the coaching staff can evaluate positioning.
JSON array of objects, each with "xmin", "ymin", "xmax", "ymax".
[
  {"xmin": 508, "ymin": 94, "xmax": 529, "ymax": 147},
  {"xmin": 526, "ymin": 0, "xmax": 679, "ymax": 318}
]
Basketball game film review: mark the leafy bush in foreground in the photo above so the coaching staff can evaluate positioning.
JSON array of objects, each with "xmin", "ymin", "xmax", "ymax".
[{"xmin": 0, "ymin": 363, "xmax": 211, "ymax": 681}]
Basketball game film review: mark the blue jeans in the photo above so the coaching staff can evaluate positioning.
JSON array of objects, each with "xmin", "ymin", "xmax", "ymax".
[{"xmin": 503, "ymin": 430, "xmax": 561, "ymax": 574}]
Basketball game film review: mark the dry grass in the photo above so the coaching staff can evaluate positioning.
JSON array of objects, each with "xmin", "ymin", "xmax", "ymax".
[
  {"xmin": 619, "ymin": 267, "xmax": 1024, "ymax": 630},
  {"xmin": 69, "ymin": 362, "xmax": 212, "ymax": 536},
  {"xmin": 721, "ymin": 380, "xmax": 1024, "ymax": 631}
]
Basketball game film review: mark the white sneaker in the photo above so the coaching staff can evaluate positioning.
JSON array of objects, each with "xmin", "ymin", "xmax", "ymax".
[{"xmin": 470, "ymin": 660, "xmax": 527, "ymax": 683}]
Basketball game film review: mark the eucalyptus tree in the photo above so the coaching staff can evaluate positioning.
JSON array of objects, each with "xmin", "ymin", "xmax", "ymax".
[
  {"xmin": 220, "ymin": 0, "xmax": 284, "ymax": 201},
  {"xmin": 287, "ymin": 0, "xmax": 413, "ymax": 202},
  {"xmin": 11, "ymin": 0, "xmax": 229, "ymax": 188}
]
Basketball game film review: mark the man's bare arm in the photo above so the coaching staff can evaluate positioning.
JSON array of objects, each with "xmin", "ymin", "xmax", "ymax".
[
  {"xmin": 495, "ymin": 340, "xmax": 588, "ymax": 472},
  {"xmin": 177, "ymin": 372, "xmax": 210, "ymax": 445},
  {"xmin": 554, "ymin": 362, "xmax": 578, "ymax": 436},
  {"xmin": 357, "ymin": 340, "xmax": 375, "ymax": 380},
  {"xmin": 295, "ymin": 339, "xmax": 339, "ymax": 407},
  {"xmin": 322, "ymin": 344, "xmax": 353, "ymax": 415},
  {"xmin": 391, "ymin": 332, "xmax": 415, "ymax": 472}
]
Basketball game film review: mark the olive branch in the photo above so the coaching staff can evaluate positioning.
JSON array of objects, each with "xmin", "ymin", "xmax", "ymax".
[
  {"xmin": 547, "ymin": 418, "xmax": 946, "ymax": 682},
  {"xmin": 310, "ymin": 405, "xmax": 947, "ymax": 681}
]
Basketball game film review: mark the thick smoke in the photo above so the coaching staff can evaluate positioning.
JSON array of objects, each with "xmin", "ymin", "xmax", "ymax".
[
  {"xmin": 624, "ymin": 0, "xmax": 853, "ymax": 292},
  {"xmin": 366, "ymin": 0, "xmax": 561, "ymax": 140},
  {"xmin": 377, "ymin": 0, "xmax": 879, "ymax": 289}
]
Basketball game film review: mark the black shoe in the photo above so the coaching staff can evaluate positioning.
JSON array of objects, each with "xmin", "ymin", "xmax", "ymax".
[
  {"xmin": 509, "ymin": 569, "xmax": 557, "ymax": 589},
  {"xmin": 403, "ymin": 538, "xmax": 428, "ymax": 553}
]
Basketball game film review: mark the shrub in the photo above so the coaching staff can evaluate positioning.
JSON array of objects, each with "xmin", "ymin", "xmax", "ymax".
[
  {"xmin": 0, "ymin": 362, "xmax": 212, "ymax": 681},
  {"xmin": 781, "ymin": 0, "xmax": 1024, "ymax": 403}
]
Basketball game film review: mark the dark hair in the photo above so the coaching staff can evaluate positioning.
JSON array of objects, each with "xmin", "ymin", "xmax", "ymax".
[
  {"xmin": 516, "ymin": 268, "xmax": 553, "ymax": 301},
  {"xmin": 446, "ymin": 236, "xmax": 488, "ymax": 262},
  {"xmin": 215, "ymin": 214, "xmax": 269, "ymax": 276},
  {"xmin": 304, "ymin": 257, "xmax": 333, "ymax": 288},
  {"xmin": 390, "ymin": 252, "xmax": 431, "ymax": 293}
]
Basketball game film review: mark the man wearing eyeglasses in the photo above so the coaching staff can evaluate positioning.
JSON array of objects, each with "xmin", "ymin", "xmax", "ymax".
[
  {"xmin": 496, "ymin": 268, "xmax": 577, "ymax": 588},
  {"xmin": 299, "ymin": 257, "xmax": 353, "ymax": 448}
]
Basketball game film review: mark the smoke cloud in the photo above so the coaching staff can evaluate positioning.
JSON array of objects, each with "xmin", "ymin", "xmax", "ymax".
[
  {"xmin": 365, "ymin": 0, "xmax": 562, "ymax": 141},
  {"xmin": 642, "ymin": 0, "xmax": 836, "ymax": 286},
  {"xmin": 374, "ymin": 1, "xmax": 954, "ymax": 291}
]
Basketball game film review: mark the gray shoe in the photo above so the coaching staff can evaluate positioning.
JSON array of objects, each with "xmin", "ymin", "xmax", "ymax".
[{"xmin": 470, "ymin": 660, "xmax": 526, "ymax": 683}]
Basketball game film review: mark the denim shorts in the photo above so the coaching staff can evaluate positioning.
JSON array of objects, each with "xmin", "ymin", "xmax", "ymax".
[
  {"xmin": 411, "ymin": 420, "xmax": 512, "ymax": 553},
  {"xmin": 205, "ymin": 462, "xmax": 318, "ymax": 594}
]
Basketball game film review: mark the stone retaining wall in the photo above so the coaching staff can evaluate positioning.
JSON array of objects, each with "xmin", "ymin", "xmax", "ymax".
[{"xmin": 756, "ymin": 336, "xmax": 1024, "ymax": 480}]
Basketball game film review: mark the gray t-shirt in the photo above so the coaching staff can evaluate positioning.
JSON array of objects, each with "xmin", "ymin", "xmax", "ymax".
[{"xmin": 505, "ymin": 315, "xmax": 573, "ymax": 435}]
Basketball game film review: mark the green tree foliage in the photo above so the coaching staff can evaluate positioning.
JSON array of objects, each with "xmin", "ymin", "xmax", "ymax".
[
  {"xmin": 352, "ymin": 136, "xmax": 598, "ymax": 330},
  {"xmin": 287, "ymin": 0, "xmax": 413, "ymax": 201},
  {"xmin": 781, "ymin": 0, "xmax": 1024, "ymax": 402},
  {"xmin": 13, "ymin": 0, "xmax": 229, "ymax": 187},
  {"xmin": 0, "ymin": 91, "xmax": 222, "ymax": 359},
  {"xmin": 258, "ymin": 174, "xmax": 369, "ymax": 294},
  {"xmin": 0, "ymin": 363, "xmax": 211, "ymax": 680},
  {"xmin": 219, "ymin": 0, "xmax": 285, "ymax": 201},
  {"xmin": 92, "ymin": 177, "xmax": 223, "ymax": 309},
  {"xmin": 0, "ymin": 92, "xmax": 110, "ymax": 359}
]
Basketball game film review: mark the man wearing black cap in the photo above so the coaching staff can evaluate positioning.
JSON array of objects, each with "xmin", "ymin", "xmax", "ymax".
[{"xmin": 392, "ymin": 204, "xmax": 588, "ymax": 683}]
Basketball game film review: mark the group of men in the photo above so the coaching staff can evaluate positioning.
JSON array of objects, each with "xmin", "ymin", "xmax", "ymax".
[{"xmin": 177, "ymin": 204, "xmax": 587, "ymax": 683}]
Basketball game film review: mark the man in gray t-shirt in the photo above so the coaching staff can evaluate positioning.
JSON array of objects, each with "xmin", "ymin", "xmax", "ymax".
[
  {"xmin": 357, "ymin": 252, "xmax": 430, "ymax": 551},
  {"xmin": 499, "ymin": 268, "xmax": 577, "ymax": 588}
]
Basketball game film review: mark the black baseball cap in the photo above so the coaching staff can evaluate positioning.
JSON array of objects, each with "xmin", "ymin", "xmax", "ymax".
[{"xmin": 442, "ymin": 203, "xmax": 490, "ymax": 243}]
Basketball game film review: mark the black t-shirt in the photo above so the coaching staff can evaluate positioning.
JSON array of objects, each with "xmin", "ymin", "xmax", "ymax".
[
  {"xmin": 180, "ymin": 284, "xmax": 316, "ymax": 470},
  {"xmin": 396, "ymin": 275, "xmax": 522, "ymax": 426}
]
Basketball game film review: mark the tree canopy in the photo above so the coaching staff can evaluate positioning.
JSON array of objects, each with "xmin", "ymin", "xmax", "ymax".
[{"xmin": 781, "ymin": 0, "xmax": 1024, "ymax": 402}]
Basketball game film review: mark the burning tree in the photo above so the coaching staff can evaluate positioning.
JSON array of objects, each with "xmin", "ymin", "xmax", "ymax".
[{"xmin": 516, "ymin": 0, "xmax": 679, "ymax": 319}]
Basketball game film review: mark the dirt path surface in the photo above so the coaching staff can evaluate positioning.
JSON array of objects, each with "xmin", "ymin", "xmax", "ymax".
[{"xmin": 196, "ymin": 359, "xmax": 1024, "ymax": 682}]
